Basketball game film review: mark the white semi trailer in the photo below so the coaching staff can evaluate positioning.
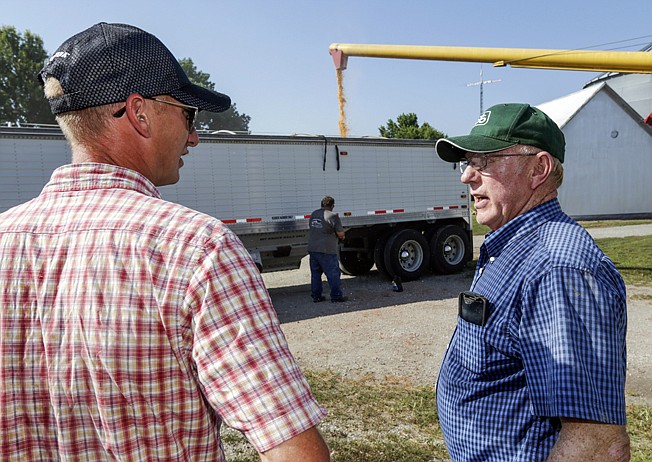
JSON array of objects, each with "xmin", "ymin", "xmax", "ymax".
[{"xmin": 0, "ymin": 127, "xmax": 472, "ymax": 281}]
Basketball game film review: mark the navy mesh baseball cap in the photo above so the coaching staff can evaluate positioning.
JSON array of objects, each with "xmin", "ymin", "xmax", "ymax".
[
  {"xmin": 436, "ymin": 103, "xmax": 565, "ymax": 163},
  {"xmin": 39, "ymin": 22, "xmax": 231, "ymax": 115}
]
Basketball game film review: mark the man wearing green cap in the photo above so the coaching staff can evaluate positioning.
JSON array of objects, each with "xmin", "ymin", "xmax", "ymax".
[{"xmin": 435, "ymin": 103, "xmax": 630, "ymax": 461}]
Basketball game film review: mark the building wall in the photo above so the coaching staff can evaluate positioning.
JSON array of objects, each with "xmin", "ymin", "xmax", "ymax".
[{"xmin": 558, "ymin": 90, "xmax": 652, "ymax": 219}]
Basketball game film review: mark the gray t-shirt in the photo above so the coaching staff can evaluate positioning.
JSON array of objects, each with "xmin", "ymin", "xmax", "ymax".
[{"xmin": 307, "ymin": 208, "xmax": 343, "ymax": 255}]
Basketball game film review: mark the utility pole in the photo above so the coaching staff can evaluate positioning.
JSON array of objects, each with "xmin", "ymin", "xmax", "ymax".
[{"xmin": 466, "ymin": 66, "xmax": 501, "ymax": 115}]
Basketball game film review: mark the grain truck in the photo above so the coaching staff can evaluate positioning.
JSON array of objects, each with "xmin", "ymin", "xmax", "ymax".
[{"xmin": 0, "ymin": 126, "xmax": 472, "ymax": 281}]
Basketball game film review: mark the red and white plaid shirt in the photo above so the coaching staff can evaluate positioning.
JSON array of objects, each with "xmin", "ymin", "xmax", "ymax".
[{"xmin": 0, "ymin": 163, "xmax": 326, "ymax": 461}]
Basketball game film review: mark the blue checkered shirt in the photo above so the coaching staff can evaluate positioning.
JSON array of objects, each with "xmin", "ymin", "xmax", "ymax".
[{"xmin": 436, "ymin": 199, "xmax": 627, "ymax": 461}]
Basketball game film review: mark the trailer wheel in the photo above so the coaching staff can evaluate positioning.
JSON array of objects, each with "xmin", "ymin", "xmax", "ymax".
[
  {"xmin": 429, "ymin": 225, "xmax": 471, "ymax": 274},
  {"xmin": 383, "ymin": 229, "xmax": 430, "ymax": 282},
  {"xmin": 338, "ymin": 251, "xmax": 375, "ymax": 276}
]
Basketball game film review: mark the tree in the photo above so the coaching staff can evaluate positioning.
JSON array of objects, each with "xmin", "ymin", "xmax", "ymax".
[
  {"xmin": 0, "ymin": 26, "xmax": 55, "ymax": 125},
  {"xmin": 379, "ymin": 113, "xmax": 445, "ymax": 140},
  {"xmin": 178, "ymin": 58, "xmax": 250, "ymax": 132}
]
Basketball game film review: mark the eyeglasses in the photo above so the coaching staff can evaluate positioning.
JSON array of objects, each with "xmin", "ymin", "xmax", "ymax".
[
  {"xmin": 147, "ymin": 98, "xmax": 198, "ymax": 132},
  {"xmin": 112, "ymin": 97, "xmax": 199, "ymax": 132},
  {"xmin": 460, "ymin": 152, "xmax": 540, "ymax": 173}
]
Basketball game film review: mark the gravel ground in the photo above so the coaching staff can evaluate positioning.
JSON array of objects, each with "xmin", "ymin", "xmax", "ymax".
[{"xmin": 262, "ymin": 225, "xmax": 652, "ymax": 406}]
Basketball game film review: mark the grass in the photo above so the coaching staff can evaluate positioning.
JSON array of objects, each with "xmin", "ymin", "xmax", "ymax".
[
  {"xmin": 222, "ymin": 370, "xmax": 448, "ymax": 461},
  {"xmin": 579, "ymin": 219, "xmax": 652, "ymax": 229},
  {"xmin": 220, "ymin": 370, "xmax": 652, "ymax": 461},
  {"xmin": 629, "ymin": 405, "xmax": 652, "ymax": 462},
  {"xmin": 596, "ymin": 235, "xmax": 652, "ymax": 286}
]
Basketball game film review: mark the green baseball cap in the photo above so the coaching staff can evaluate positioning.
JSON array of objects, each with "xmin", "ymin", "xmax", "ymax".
[{"xmin": 436, "ymin": 103, "xmax": 565, "ymax": 163}]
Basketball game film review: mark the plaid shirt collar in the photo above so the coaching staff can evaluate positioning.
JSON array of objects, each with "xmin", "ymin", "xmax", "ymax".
[{"xmin": 44, "ymin": 162, "xmax": 162, "ymax": 199}]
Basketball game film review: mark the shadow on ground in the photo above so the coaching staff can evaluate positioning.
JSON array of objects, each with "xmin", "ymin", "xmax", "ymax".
[{"xmin": 268, "ymin": 268, "xmax": 475, "ymax": 324}]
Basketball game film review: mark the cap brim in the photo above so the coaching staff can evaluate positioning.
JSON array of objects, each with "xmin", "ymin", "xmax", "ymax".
[
  {"xmin": 171, "ymin": 84, "xmax": 231, "ymax": 113},
  {"xmin": 435, "ymin": 135, "xmax": 517, "ymax": 162}
]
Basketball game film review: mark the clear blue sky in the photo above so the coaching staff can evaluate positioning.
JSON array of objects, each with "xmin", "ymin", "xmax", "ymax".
[{"xmin": 4, "ymin": 0, "xmax": 651, "ymax": 137}]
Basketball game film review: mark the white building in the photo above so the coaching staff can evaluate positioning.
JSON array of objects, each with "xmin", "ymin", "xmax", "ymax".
[{"xmin": 537, "ymin": 82, "xmax": 652, "ymax": 220}]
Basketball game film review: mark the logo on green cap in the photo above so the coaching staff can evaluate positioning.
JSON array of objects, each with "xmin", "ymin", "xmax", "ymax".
[{"xmin": 475, "ymin": 111, "xmax": 491, "ymax": 126}]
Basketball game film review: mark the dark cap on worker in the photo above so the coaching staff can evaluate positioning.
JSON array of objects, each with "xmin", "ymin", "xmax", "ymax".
[
  {"xmin": 435, "ymin": 103, "xmax": 565, "ymax": 163},
  {"xmin": 38, "ymin": 22, "xmax": 231, "ymax": 115}
]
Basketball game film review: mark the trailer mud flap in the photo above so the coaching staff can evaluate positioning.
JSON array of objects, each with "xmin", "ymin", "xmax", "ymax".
[{"xmin": 272, "ymin": 246, "xmax": 292, "ymax": 258}]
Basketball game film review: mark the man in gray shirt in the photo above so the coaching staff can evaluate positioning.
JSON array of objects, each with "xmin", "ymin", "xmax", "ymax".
[{"xmin": 308, "ymin": 196, "xmax": 346, "ymax": 303}]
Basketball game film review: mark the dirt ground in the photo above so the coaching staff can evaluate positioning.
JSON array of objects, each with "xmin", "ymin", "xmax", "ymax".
[{"xmin": 262, "ymin": 254, "xmax": 652, "ymax": 406}]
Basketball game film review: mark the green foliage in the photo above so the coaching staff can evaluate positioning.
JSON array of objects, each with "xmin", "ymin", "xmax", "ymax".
[
  {"xmin": 0, "ymin": 26, "xmax": 55, "ymax": 125},
  {"xmin": 379, "ymin": 113, "xmax": 445, "ymax": 140},
  {"xmin": 178, "ymin": 58, "xmax": 250, "ymax": 132}
]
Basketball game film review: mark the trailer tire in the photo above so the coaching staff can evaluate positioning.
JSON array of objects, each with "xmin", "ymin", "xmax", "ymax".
[
  {"xmin": 339, "ymin": 250, "xmax": 375, "ymax": 276},
  {"xmin": 373, "ymin": 231, "xmax": 393, "ymax": 277},
  {"xmin": 383, "ymin": 229, "xmax": 430, "ymax": 282},
  {"xmin": 429, "ymin": 224, "xmax": 471, "ymax": 274}
]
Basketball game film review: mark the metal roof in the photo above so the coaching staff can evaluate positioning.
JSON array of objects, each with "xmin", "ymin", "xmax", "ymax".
[
  {"xmin": 537, "ymin": 84, "xmax": 602, "ymax": 128},
  {"xmin": 537, "ymin": 81, "xmax": 652, "ymax": 136}
]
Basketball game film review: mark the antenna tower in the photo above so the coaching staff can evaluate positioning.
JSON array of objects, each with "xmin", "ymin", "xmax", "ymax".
[{"xmin": 466, "ymin": 66, "xmax": 501, "ymax": 114}]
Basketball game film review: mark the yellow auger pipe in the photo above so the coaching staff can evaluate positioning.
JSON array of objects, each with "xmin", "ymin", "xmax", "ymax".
[{"xmin": 329, "ymin": 43, "xmax": 652, "ymax": 74}]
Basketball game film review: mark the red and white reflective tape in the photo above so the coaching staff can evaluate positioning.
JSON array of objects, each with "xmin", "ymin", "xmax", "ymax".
[
  {"xmin": 295, "ymin": 213, "xmax": 348, "ymax": 219},
  {"xmin": 431, "ymin": 205, "xmax": 467, "ymax": 210},
  {"xmin": 223, "ymin": 205, "xmax": 466, "ymax": 224},
  {"xmin": 367, "ymin": 209, "xmax": 405, "ymax": 215},
  {"xmin": 222, "ymin": 217, "xmax": 263, "ymax": 224}
]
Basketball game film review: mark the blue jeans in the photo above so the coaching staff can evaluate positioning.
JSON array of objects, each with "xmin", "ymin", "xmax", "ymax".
[{"xmin": 309, "ymin": 252, "xmax": 343, "ymax": 300}]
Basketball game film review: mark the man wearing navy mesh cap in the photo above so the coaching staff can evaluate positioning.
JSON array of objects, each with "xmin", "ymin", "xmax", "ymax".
[
  {"xmin": 0, "ymin": 23, "xmax": 329, "ymax": 461},
  {"xmin": 435, "ymin": 103, "xmax": 630, "ymax": 461}
]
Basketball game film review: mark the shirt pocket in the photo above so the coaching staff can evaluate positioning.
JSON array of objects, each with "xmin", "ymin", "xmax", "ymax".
[{"xmin": 451, "ymin": 317, "xmax": 487, "ymax": 375}]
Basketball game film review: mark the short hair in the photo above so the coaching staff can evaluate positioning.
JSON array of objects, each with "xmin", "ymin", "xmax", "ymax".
[
  {"xmin": 321, "ymin": 196, "xmax": 335, "ymax": 208},
  {"xmin": 512, "ymin": 144, "xmax": 564, "ymax": 189},
  {"xmin": 549, "ymin": 156, "xmax": 564, "ymax": 189},
  {"xmin": 43, "ymin": 76, "xmax": 122, "ymax": 146}
]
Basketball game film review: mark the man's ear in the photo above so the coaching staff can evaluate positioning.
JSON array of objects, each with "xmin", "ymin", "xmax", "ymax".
[
  {"xmin": 124, "ymin": 93, "xmax": 151, "ymax": 138},
  {"xmin": 530, "ymin": 151, "xmax": 553, "ymax": 190}
]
